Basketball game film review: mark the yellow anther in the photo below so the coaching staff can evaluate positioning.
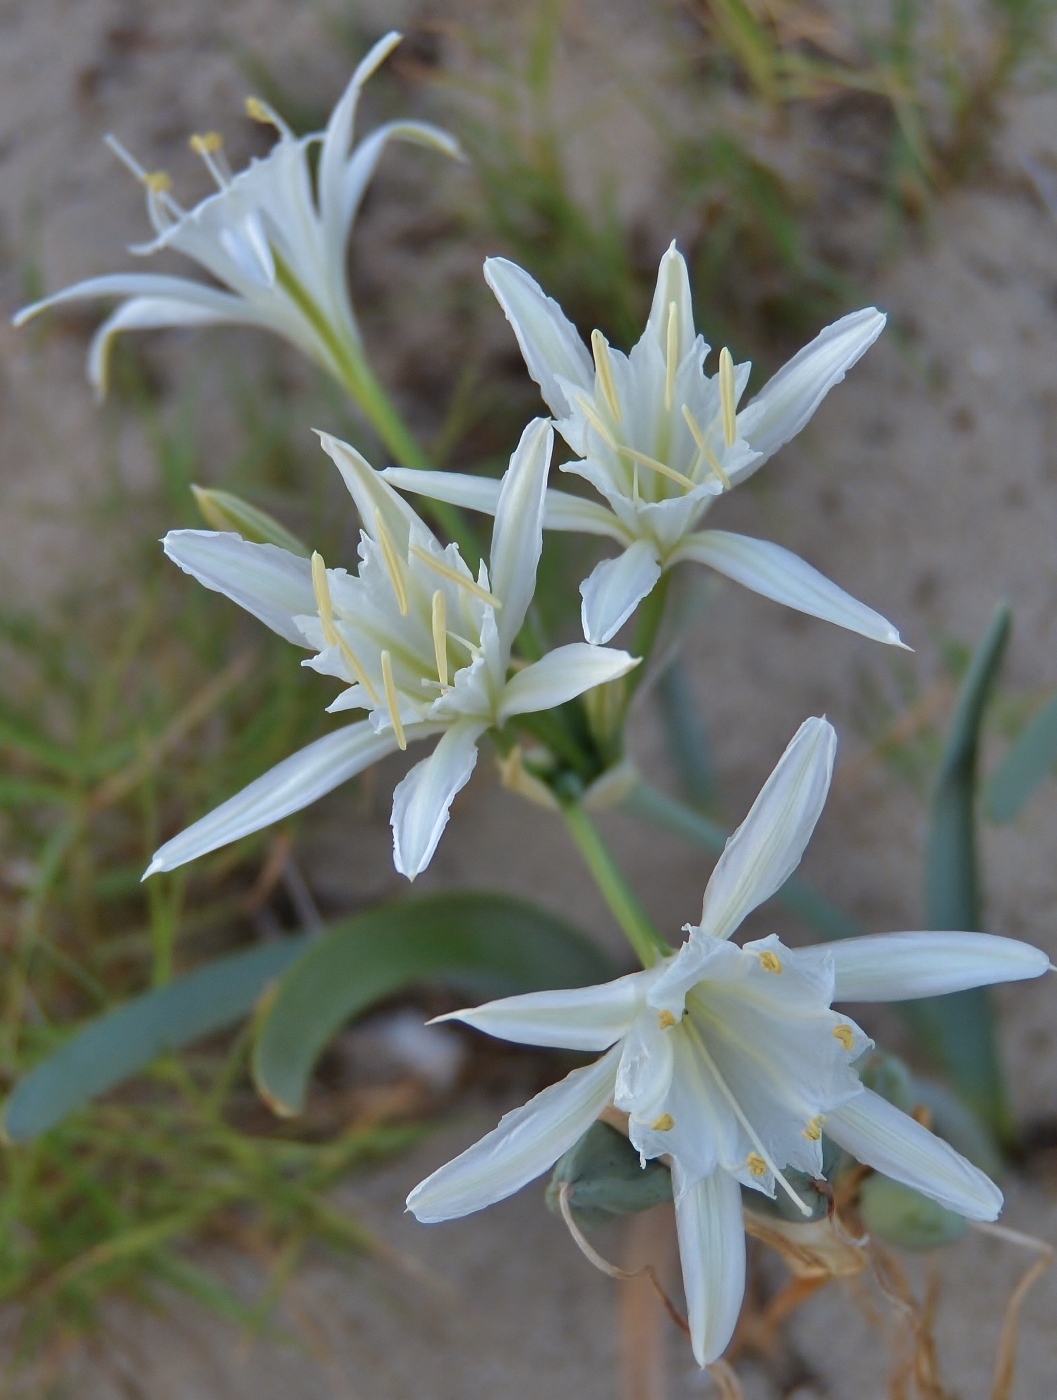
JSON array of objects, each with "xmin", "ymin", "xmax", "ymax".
[
  {"xmin": 684, "ymin": 401, "xmax": 731, "ymax": 490},
  {"xmin": 833, "ymin": 1024, "xmax": 855, "ymax": 1051},
  {"xmin": 311, "ymin": 553, "xmax": 378, "ymax": 702},
  {"xmin": 657, "ymin": 1009, "xmax": 677, "ymax": 1030},
  {"xmin": 409, "ymin": 545, "xmax": 501, "ymax": 609},
  {"xmin": 431, "ymin": 590, "xmax": 448, "ymax": 688},
  {"xmin": 189, "ymin": 131, "xmax": 224, "ymax": 155},
  {"xmin": 665, "ymin": 300, "xmax": 678, "ymax": 411},
  {"xmin": 245, "ymin": 96, "xmax": 277, "ymax": 126},
  {"xmin": 590, "ymin": 329, "xmax": 622, "ymax": 423},
  {"xmin": 374, "ymin": 514, "xmax": 409, "ymax": 616},
  {"xmin": 651, "ymin": 1113, "xmax": 675, "ymax": 1132},
  {"xmin": 380, "ymin": 650, "xmax": 406, "ymax": 751},
  {"xmin": 802, "ymin": 1116, "xmax": 825, "ymax": 1142},
  {"xmin": 718, "ymin": 346, "xmax": 737, "ymax": 448},
  {"xmin": 747, "ymin": 1153, "xmax": 768, "ymax": 1178},
  {"xmin": 759, "ymin": 950, "xmax": 782, "ymax": 973},
  {"xmin": 144, "ymin": 170, "xmax": 172, "ymax": 194}
]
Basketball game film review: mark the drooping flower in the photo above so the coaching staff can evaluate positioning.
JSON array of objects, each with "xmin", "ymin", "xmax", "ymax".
[
  {"xmin": 406, "ymin": 717, "xmax": 1049, "ymax": 1365},
  {"xmin": 383, "ymin": 245, "xmax": 904, "ymax": 646},
  {"xmin": 145, "ymin": 419, "xmax": 637, "ymax": 882},
  {"xmin": 14, "ymin": 32, "xmax": 461, "ymax": 409}
]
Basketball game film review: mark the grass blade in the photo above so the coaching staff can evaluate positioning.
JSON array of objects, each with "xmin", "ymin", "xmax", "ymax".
[
  {"xmin": 986, "ymin": 687, "xmax": 1057, "ymax": 824},
  {"xmin": 252, "ymin": 891, "xmax": 615, "ymax": 1116}
]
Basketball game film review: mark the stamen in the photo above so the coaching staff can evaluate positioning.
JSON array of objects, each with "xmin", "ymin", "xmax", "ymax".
[
  {"xmin": 665, "ymin": 301, "xmax": 678, "ymax": 411},
  {"xmin": 245, "ymin": 97, "xmax": 278, "ymax": 127},
  {"xmin": 718, "ymin": 346, "xmax": 737, "ymax": 448},
  {"xmin": 375, "ymin": 514, "xmax": 410, "ymax": 616},
  {"xmin": 380, "ymin": 650, "xmax": 406, "ymax": 751},
  {"xmin": 758, "ymin": 950, "xmax": 782, "ymax": 973},
  {"xmin": 145, "ymin": 171, "xmax": 172, "ymax": 194},
  {"xmin": 591, "ymin": 329, "xmax": 622, "ymax": 423},
  {"xmin": 747, "ymin": 1153, "xmax": 768, "ymax": 1178},
  {"xmin": 651, "ymin": 1114, "xmax": 675, "ymax": 1132},
  {"xmin": 409, "ymin": 545, "xmax": 501, "ymax": 609},
  {"xmin": 311, "ymin": 553, "xmax": 379, "ymax": 702},
  {"xmin": 833, "ymin": 1024, "xmax": 855, "ymax": 1051},
  {"xmin": 431, "ymin": 590, "xmax": 448, "ymax": 688},
  {"xmin": 802, "ymin": 1116, "xmax": 825, "ymax": 1142},
  {"xmin": 189, "ymin": 131, "xmax": 224, "ymax": 154},
  {"xmin": 657, "ymin": 1009, "xmax": 677, "ymax": 1030},
  {"xmin": 618, "ymin": 444, "xmax": 697, "ymax": 492},
  {"xmin": 681, "ymin": 404, "xmax": 731, "ymax": 490},
  {"xmin": 576, "ymin": 393, "xmax": 619, "ymax": 451}
]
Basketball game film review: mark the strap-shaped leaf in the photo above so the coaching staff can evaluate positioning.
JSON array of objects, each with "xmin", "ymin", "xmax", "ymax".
[
  {"xmin": 913, "ymin": 604, "xmax": 1012, "ymax": 1140},
  {"xmin": 3, "ymin": 937, "xmax": 312, "ymax": 1142},
  {"xmin": 252, "ymin": 892, "xmax": 615, "ymax": 1116},
  {"xmin": 986, "ymin": 687, "xmax": 1057, "ymax": 824}
]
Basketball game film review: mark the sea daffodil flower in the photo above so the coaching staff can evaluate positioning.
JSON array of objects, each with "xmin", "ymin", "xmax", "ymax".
[
  {"xmin": 407, "ymin": 717, "xmax": 1048, "ymax": 1364},
  {"xmin": 145, "ymin": 419, "xmax": 637, "ymax": 881},
  {"xmin": 384, "ymin": 245, "xmax": 903, "ymax": 646},
  {"xmin": 14, "ymin": 32, "xmax": 460, "ymax": 438}
]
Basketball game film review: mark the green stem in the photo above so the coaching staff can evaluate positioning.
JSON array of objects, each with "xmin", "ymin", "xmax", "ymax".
[
  {"xmin": 624, "ymin": 570, "xmax": 672, "ymax": 705},
  {"xmin": 561, "ymin": 801, "xmax": 669, "ymax": 967}
]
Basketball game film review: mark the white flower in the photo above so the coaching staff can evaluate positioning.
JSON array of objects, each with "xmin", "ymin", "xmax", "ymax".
[
  {"xmin": 145, "ymin": 418, "xmax": 637, "ymax": 882},
  {"xmin": 13, "ymin": 32, "xmax": 461, "ymax": 402},
  {"xmin": 406, "ymin": 717, "xmax": 1049, "ymax": 1365},
  {"xmin": 382, "ymin": 244, "xmax": 904, "ymax": 646}
]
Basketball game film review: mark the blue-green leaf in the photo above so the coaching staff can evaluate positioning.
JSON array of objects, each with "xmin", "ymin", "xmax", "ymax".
[
  {"xmin": 986, "ymin": 688, "xmax": 1057, "ymax": 824},
  {"xmin": 3, "ymin": 937, "xmax": 312, "ymax": 1142},
  {"xmin": 252, "ymin": 891, "xmax": 615, "ymax": 1116}
]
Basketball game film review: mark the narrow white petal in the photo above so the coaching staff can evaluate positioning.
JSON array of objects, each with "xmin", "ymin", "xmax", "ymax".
[
  {"xmin": 579, "ymin": 540, "xmax": 663, "ymax": 645},
  {"xmin": 499, "ymin": 643, "xmax": 637, "ymax": 723},
  {"xmin": 674, "ymin": 1167, "xmax": 746, "ymax": 1367},
  {"xmin": 339, "ymin": 120, "xmax": 462, "ymax": 232},
  {"xmin": 163, "ymin": 530, "xmax": 316, "ymax": 645},
  {"xmin": 642, "ymin": 241, "xmax": 696, "ymax": 364},
  {"xmin": 145, "ymin": 722, "xmax": 400, "ymax": 876},
  {"xmin": 87, "ymin": 297, "xmax": 260, "ymax": 396},
  {"xmin": 406, "ymin": 1044, "xmax": 621, "ymax": 1222},
  {"xmin": 316, "ymin": 431, "xmax": 425, "ymax": 554},
  {"xmin": 738, "ymin": 307, "xmax": 886, "ymax": 466},
  {"xmin": 14, "ymin": 273, "xmax": 253, "ymax": 326},
  {"xmin": 489, "ymin": 418, "xmax": 553, "ymax": 650},
  {"xmin": 382, "ymin": 468, "xmax": 627, "ymax": 541},
  {"xmin": 436, "ymin": 970, "xmax": 650, "ymax": 1051},
  {"xmin": 826, "ymin": 1089, "xmax": 1002, "ymax": 1222},
  {"xmin": 822, "ymin": 931, "xmax": 1051, "ymax": 1002},
  {"xmin": 700, "ymin": 717, "xmax": 835, "ymax": 941},
  {"xmin": 484, "ymin": 257, "xmax": 594, "ymax": 418},
  {"xmin": 673, "ymin": 530, "xmax": 904, "ymax": 647},
  {"xmin": 391, "ymin": 720, "xmax": 485, "ymax": 880}
]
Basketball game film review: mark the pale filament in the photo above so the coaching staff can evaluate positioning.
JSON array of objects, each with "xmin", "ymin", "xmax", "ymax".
[
  {"xmin": 431, "ymin": 590, "xmax": 449, "ymax": 688},
  {"xmin": 310, "ymin": 552, "xmax": 379, "ymax": 702},
  {"xmin": 189, "ymin": 131, "xmax": 232, "ymax": 188},
  {"xmin": 380, "ymin": 650, "xmax": 407, "ymax": 750},
  {"xmin": 104, "ymin": 135, "xmax": 184, "ymax": 218},
  {"xmin": 681, "ymin": 404, "xmax": 731, "ymax": 490},
  {"xmin": 576, "ymin": 392, "xmax": 696, "ymax": 493},
  {"xmin": 409, "ymin": 545, "xmax": 501, "ymax": 608},
  {"xmin": 665, "ymin": 300, "xmax": 678, "ymax": 412},
  {"xmin": 590, "ymin": 329, "xmax": 623, "ymax": 422},
  {"xmin": 718, "ymin": 346, "xmax": 737, "ymax": 448},
  {"xmin": 245, "ymin": 96, "xmax": 291, "ymax": 137},
  {"xmin": 374, "ymin": 513, "xmax": 410, "ymax": 615}
]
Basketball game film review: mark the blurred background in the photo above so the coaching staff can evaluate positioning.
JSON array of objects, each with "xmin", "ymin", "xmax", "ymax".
[{"xmin": 2, "ymin": 0, "xmax": 1057, "ymax": 1394}]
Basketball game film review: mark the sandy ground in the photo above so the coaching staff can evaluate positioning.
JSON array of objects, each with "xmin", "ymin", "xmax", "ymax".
[{"xmin": 4, "ymin": 0, "xmax": 1057, "ymax": 1395}]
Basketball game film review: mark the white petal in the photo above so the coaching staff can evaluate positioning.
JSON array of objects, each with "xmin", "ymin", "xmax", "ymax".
[
  {"xmin": 737, "ymin": 307, "xmax": 886, "ymax": 466},
  {"xmin": 483, "ymin": 257, "xmax": 594, "ymax": 418},
  {"xmin": 435, "ymin": 970, "xmax": 651, "ymax": 1051},
  {"xmin": 339, "ymin": 120, "xmax": 462, "ymax": 233},
  {"xmin": 145, "ymin": 721, "xmax": 400, "ymax": 876},
  {"xmin": 163, "ymin": 530, "xmax": 316, "ymax": 646},
  {"xmin": 700, "ymin": 717, "xmax": 835, "ymax": 940},
  {"xmin": 674, "ymin": 1167, "xmax": 746, "ymax": 1367},
  {"xmin": 579, "ymin": 540, "xmax": 663, "ymax": 645},
  {"xmin": 489, "ymin": 418, "xmax": 553, "ymax": 650},
  {"xmin": 87, "ymin": 297, "xmax": 261, "ymax": 395},
  {"xmin": 672, "ymin": 531, "xmax": 904, "ymax": 647},
  {"xmin": 381, "ymin": 469, "xmax": 628, "ymax": 541},
  {"xmin": 14, "ymin": 273, "xmax": 254, "ymax": 326},
  {"xmin": 391, "ymin": 720, "xmax": 485, "ymax": 880},
  {"xmin": 316, "ymin": 431, "xmax": 426, "ymax": 555},
  {"xmin": 641, "ymin": 241, "xmax": 697, "ymax": 365},
  {"xmin": 499, "ymin": 643, "xmax": 638, "ymax": 722},
  {"xmin": 406, "ymin": 1044, "xmax": 621, "ymax": 1222},
  {"xmin": 614, "ymin": 1011, "xmax": 675, "ymax": 1121},
  {"xmin": 820, "ymin": 931, "xmax": 1051, "ymax": 1002},
  {"xmin": 826, "ymin": 1089, "xmax": 1002, "ymax": 1222}
]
